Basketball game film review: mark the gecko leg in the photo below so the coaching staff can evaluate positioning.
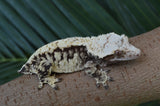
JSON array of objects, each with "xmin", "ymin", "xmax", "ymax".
[
  {"xmin": 44, "ymin": 75, "xmax": 62, "ymax": 90},
  {"xmin": 84, "ymin": 61, "xmax": 99, "ymax": 77},
  {"xmin": 37, "ymin": 61, "xmax": 62, "ymax": 90},
  {"xmin": 84, "ymin": 67, "xmax": 98, "ymax": 77},
  {"xmin": 38, "ymin": 75, "xmax": 62, "ymax": 90},
  {"xmin": 95, "ymin": 69, "xmax": 113, "ymax": 89},
  {"xmin": 84, "ymin": 63, "xmax": 113, "ymax": 89}
]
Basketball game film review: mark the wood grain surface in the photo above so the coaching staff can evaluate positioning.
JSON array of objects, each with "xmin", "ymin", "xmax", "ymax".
[{"xmin": 1, "ymin": 27, "xmax": 160, "ymax": 106}]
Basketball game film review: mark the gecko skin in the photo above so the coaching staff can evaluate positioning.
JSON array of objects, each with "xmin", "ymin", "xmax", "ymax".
[{"xmin": 18, "ymin": 33, "xmax": 141, "ymax": 90}]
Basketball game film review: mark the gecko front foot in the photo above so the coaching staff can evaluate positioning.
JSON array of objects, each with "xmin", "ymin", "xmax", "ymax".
[
  {"xmin": 95, "ymin": 69, "xmax": 113, "ymax": 89},
  {"xmin": 85, "ymin": 67, "xmax": 113, "ymax": 89},
  {"xmin": 38, "ymin": 75, "xmax": 62, "ymax": 90}
]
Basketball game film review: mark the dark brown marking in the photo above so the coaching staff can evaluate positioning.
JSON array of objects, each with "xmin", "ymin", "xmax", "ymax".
[
  {"xmin": 19, "ymin": 67, "xmax": 26, "ymax": 73},
  {"xmin": 33, "ymin": 56, "xmax": 37, "ymax": 60},
  {"xmin": 48, "ymin": 52, "xmax": 52, "ymax": 57},
  {"xmin": 41, "ymin": 79, "xmax": 45, "ymax": 82},
  {"xmin": 52, "ymin": 52, "xmax": 55, "ymax": 61},
  {"xmin": 114, "ymin": 50, "xmax": 125, "ymax": 58},
  {"xmin": 54, "ymin": 47, "xmax": 62, "ymax": 52},
  {"xmin": 41, "ymin": 62, "xmax": 45, "ymax": 66},
  {"xmin": 44, "ymin": 63, "xmax": 52, "ymax": 71},
  {"xmin": 32, "ymin": 61, "xmax": 36, "ymax": 65},
  {"xmin": 63, "ymin": 46, "xmax": 76, "ymax": 61},
  {"xmin": 43, "ymin": 71, "xmax": 49, "ymax": 76},
  {"xmin": 38, "ymin": 69, "xmax": 49, "ymax": 78},
  {"xmin": 41, "ymin": 53, "xmax": 47, "ymax": 59},
  {"xmin": 38, "ymin": 54, "xmax": 42, "ymax": 57},
  {"xmin": 61, "ymin": 53, "xmax": 63, "ymax": 60},
  {"xmin": 103, "ymin": 54, "xmax": 114, "ymax": 61},
  {"xmin": 80, "ymin": 47, "xmax": 84, "ymax": 52},
  {"xmin": 38, "ymin": 69, "xmax": 41, "ymax": 72},
  {"xmin": 38, "ymin": 69, "xmax": 46, "ymax": 79},
  {"xmin": 26, "ymin": 63, "xmax": 30, "ymax": 67},
  {"xmin": 39, "ymin": 58, "xmax": 42, "ymax": 61}
]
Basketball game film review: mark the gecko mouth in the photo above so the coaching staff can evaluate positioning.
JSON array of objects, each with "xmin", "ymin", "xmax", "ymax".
[{"xmin": 102, "ymin": 54, "xmax": 115, "ymax": 61}]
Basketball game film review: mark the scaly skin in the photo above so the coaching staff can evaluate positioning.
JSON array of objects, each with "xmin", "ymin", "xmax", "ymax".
[{"xmin": 18, "ymin": 33, "xmax": 141, "ymax": 90}]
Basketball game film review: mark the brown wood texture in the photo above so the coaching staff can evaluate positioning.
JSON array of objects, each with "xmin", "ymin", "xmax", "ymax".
[{"xmin": 1, "ymin": 27, "xmax": 160, "ymax": 106}]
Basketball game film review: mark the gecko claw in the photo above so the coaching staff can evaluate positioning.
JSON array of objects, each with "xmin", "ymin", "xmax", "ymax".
[
  {"xmin": 96, "ymin": 83, "xmax": 100, "ymax": 88},
  {"xmin": 104, "ymin": 69, "xmax": 111, "ymax": 74},
  {"xmin": 108, "ymin": 77, "xmax": 114, "ymax": 82},
  {"xmin": 53, "ymin": 85, "xmax": 59, "ymax": 90},
  {"xmin": 38, "ymin": 87, "xmax": 42, "ymax": 90},
  {"xmin": 57, "ymin": 78, "xmax": 63, "ymax": 82},
  {"xmin": 104, "ymin": 85, "xmax": 109, "ymax": 89}
]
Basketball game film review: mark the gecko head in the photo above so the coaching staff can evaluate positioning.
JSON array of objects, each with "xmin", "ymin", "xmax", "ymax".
[
  {"xmin": 91, "ymin": 33, "xmax": 141, "ymax": 61},
  {"xmin": 109, "ymin": 34, "xmax": 141, "ymax": 61},
  {"xmin": 18, "ymin": 63, "xmax": 33, "ymax": 74}
]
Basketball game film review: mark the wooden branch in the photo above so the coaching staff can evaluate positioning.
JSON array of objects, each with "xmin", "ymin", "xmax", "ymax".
[{"xmin": 1, "ymin": 27, "xmax": 160, "ymax": 106}]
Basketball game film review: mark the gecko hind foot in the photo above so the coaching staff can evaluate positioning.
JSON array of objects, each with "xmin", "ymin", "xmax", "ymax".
[
  {"xmin": 85, "ymin": 67, "xmax": 113, "ymax": 89},
  {"xmin": 38, "ymin": 75, "xmax": 62, "ymax": 90},
  {"xmin": 95, "ymin": 70, "xmax": 113, "ymax": 89},
  {"xmin": 38, "ymin": 81, "xmax": 44, "ymax": 90}
]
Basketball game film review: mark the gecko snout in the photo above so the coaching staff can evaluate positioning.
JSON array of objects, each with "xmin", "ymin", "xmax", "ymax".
[
  {"xmin": 128, "ymin": 48, "xmax": 141, "ymax": 60},
  {"xmin": 135, "ymin": 48, "xmax": 141, "ymax": 57}
]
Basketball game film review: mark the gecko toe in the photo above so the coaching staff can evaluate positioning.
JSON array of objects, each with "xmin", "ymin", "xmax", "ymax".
[
  {"xmin": 96, "ymin": 83, "xmax": 100, "ymax": 88},
  {"xmin": 108, "ymin": 77, "xmax": 114, "ymax": 82},
  {"xmin": 57, "ymin": 78, "xmax": 63, "ymax": 82},
  {"xmin": 104, "ymin": 85, "xmax": 109, "ymax": 89},
  {"xmin": 53, "ymin": 85, "xmax": 59, "ymax": 90},
  {"xmin": 38, "ymin": 87, "xmax": 42, "ymax": 90},
  {"xmin": 105, "ymin": 69, "xmax": 111, "ymax": 74},
  {"xmin": 38, "ymin": 81, "xmax": 44, "ymax": 90},
  {"xmin": 91, "ymin": 73, "xmax": 97, "ymax": 77}
]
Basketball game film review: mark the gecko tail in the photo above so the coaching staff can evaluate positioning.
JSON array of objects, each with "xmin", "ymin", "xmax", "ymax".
[
  {"xmin": 18, "ymin": 64, "xmax": 31, "ymax": 74},
  {"xmin": 17, "ymin": 69, "xmax": 22, "ymax": 73}
]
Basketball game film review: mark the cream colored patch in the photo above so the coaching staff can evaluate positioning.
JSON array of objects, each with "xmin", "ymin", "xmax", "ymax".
[
  {"xmin": 54, "ymin": 52, "xmax": 61, "ymax": 61},
  {"xmin": 44, "ymin": 75, "xmax": 59, "ymax": 88},
  {"xmin": 53, "ymin": 53, "xmax": 83, "ymax": 73}
]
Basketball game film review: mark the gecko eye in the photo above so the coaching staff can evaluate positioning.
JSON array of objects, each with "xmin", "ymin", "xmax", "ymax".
[{"xmin": 114, "ymin": 50, "xmax": 124, "ymax": 57}]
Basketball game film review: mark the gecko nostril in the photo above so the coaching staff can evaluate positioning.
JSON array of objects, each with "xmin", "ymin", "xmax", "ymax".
[
  {"xmin": 136, "ymin": 52, "xmax": 141, "ymax": 57},
  {"xmin": 137, "ymin": 52, "xmax": 141, "ymax": 57}
]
